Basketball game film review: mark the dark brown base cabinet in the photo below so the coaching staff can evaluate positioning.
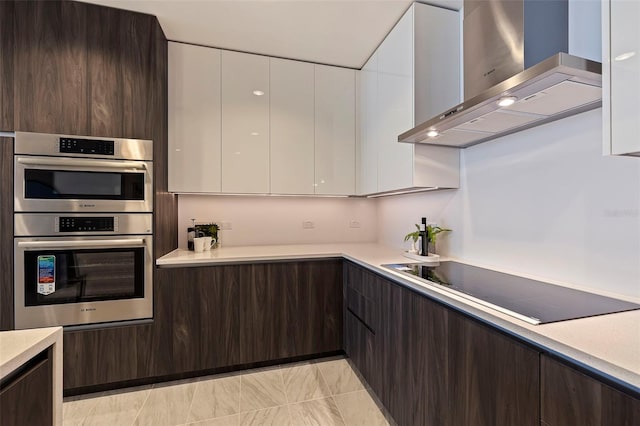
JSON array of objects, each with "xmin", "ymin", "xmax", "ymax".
[
  {"xmin": 344, "ymin": 261, "xmax": 538, "ymax": 426},
  {"xmin": 0, "ymin": 349, "xmax": 53, "ymax": 426},
  {"xmin": 541, "ymin": 355, "xmax": 640, "ymax": 426},
  {"xmin": 64, "ymin": 260, "xmax": 343, "ymax": 391},
  {"xmin": 345, "ymin": 261, "xmax": 640, "ymax": 426}
]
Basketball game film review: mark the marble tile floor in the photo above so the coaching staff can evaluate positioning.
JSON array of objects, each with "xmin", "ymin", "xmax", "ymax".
[{"xmin": 63, "ymin": 356, "xmax": 393, "ymax": 426}]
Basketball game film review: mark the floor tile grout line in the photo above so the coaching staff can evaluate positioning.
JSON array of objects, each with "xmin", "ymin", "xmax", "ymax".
[
  {"xmin": 66, "ymin": 391, "xmax": 103, "ymax": 424},
  {"xmin": 315, "ymin": 359, "xmax": 334, "ymax": 396},
  {"xmin": 130, "ymin": 387, "xmax": 153, "ymax": 426},
  {"xmin": 278, "ymin": 364, "xmax": 294, "ymax": 425},
  {"xmin": 238, "ymin": 372, "xmax": 242, "ymax": 420},
  {"xmin": 331, "ymin": 394, "xmax": 349, "ymax": 426},
  {"xmin": 279, "ymin": 365, "xmax": 290, "ymax": 405},
  {"xmin": 183, "ymin": 380, "xmax": 198, "ymax": 425},
  {"xmin": 313, "ymin": 363, "xmax": 333, "ymax": 400}
]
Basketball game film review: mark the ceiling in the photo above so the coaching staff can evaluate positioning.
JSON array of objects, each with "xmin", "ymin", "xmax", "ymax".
[{"xmin": 81, "ymin": 0, "xmax": 461, "ymax": 69}]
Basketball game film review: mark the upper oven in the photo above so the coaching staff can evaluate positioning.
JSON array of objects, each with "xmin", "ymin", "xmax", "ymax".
[{"xmin": 14, "ymin": 131, "xmax": 153, "ymax": 213}]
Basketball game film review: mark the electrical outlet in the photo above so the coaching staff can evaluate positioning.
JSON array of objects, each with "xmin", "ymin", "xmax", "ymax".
[
  {"xmin": 302, "ymin": 221, "xmax": 315, "ymax": 229},
  {"xmin": 349, "ymin": 220, "xmax": 361, "ymax": 228},
  {"xmin": 220, "ymin": 222, "xmax": 232, "ymax": 230}
]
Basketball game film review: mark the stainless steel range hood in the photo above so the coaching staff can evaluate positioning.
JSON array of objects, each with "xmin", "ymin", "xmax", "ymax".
[{"xmin": 399, "ymin": 0, "xmax": 602, "ymax": 148}]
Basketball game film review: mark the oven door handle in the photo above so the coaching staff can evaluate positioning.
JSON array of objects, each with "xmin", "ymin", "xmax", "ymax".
[
  {"xmin": 18, "ymin": 239, "xmax": 147, "ymax": 249},
  {"xmin": 17, "ymin": 157, "xmax": 148, "ymax": 170}
]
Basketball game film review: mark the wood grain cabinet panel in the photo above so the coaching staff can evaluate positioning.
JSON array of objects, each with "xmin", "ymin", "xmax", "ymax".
[
  {"xmin": 10, "ymin": 0, "xmax": 162, "ymax": 140},
  {"xmin": 156, "ymin": 266, "xmax": 241, "ymax": 373},
  {"xmin": 0, "ymin": 1, "xmax": 14, "ymax": 131},
  {"xmin": 344, "ymin": 261, "xmax": 540, "ymax": 426},
  {"xmin": 379, "ymin": 279, "xmax": 450, "ymax": 426},
  {"xmin": 0, "ymin": 138, "xmax": 13, "ymax": 330},
  {"xmin": 87, "ymin": 5, "xmax": 156, "ymax": 139},
  {"xmin": 541, "ymin": 355, "xmax": 640, "ymax": 426},
  {"xmin": 63, "ymin": 324, "xmax": 153, "ymax": 389},
  {"xmin": 0, "ymin": 349, "xmax": 52, "ymax": 426},
  {"xmin": 240, "ymin": 260, "xmax": 343, "ymax": 364},
  {"xmin": 344, "ymin": 262, "xmax": 382, "ymax": 394},
  {"xmin": 13, "ymin": 0, "xmax": 88, "ymax": 135},
  {"xmin": 448, "ymin": 313, "xmax": 540, "ymax": 426}
]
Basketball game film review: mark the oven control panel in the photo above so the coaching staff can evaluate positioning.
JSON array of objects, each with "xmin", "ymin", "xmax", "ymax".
[
  {"xmin": 59, "ymin": 137, "xmax": 115, "ymax": 156},
  {"xmin": 57, "ymin": 216, "xmax": 117, "ymax": 232}
]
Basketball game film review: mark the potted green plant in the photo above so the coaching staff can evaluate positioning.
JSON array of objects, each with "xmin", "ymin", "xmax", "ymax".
[{"xmin": 404, "ymin": 223, "xmax": 452, "ymax": 255}]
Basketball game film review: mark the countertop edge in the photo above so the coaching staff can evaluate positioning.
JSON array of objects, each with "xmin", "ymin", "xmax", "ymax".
[
  {"xmin": 0, "ymin": 326, "xmax": 62, "ymax": 379},
  {"xmin": 157, "ymin": 252, "xmax": 343, "ymax": 267}
]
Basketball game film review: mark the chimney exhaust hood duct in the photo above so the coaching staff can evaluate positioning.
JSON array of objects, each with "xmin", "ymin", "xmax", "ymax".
[{"xmin": 399, "ymin": 0, "xmax": 602, "ymax": 148}]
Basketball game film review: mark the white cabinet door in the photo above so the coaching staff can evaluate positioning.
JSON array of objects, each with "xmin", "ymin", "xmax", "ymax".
[
  {"xmin": 168, "ymin": 42, "xmax": 221, "ymax": 192},
  {"xmin": 606, "ymin": 0, "xmax": 640, "ymax": 156},
  {"xmin": 358, "ymin": 53, "xmax": 379, "ymax": 195},
  {"xmin": 270, "ymin": 58, "xmax": 315, "ymax": 194},
  {"xmin": 221, "ymin": 51, "xmax": 270, "ymax": 193},
  {"xmin": 376, "ymin": 5, "xmax": 415, "ymax": 193},
  {"xmin": 314, "ymin": 65, "xmax": 356, "ymax": 195}
]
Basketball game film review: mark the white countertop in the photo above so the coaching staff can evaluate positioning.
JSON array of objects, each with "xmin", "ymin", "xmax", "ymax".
[
  {"xmin": 157, "ymin": 243, "xmax": 640, "ymax": 391},
  {"xmin": 0, "ymin": 326, "xmax": 63, "ymax": 425},
  {"xmin": 0, "ymin": 326, "xmax": 61, "ymax": 379}
]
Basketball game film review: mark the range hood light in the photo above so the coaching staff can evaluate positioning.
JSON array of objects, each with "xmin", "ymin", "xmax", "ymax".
[
  {"xmin": 252, "ymin": 90, "xmax": 265, "ymax": 96},
  {"xmin": 614, "ymin": 51, "xmax": 636, "ymax": 62},
  {"xmin": 426, "ymin": 130, "xmax": 439, "ymax": 138},
  {"xmin": 497, "ymin": 96, "xmax": 517, "ymax": 107}
]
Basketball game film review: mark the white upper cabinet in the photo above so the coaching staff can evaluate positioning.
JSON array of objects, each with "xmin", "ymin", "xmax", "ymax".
[
  {"xmin": 376, "ymin": 7, "xmax": 415, "ymax": 193},
  {"xmin": 270, "ymin": 58, "xmax": 315, "ymax": 194},
  {"xmin": 358, "ymin": 3, "xmax": 461, "ymax": 195},
  {"xmin": 603, "ymin": 0, "xmax": 640, "ymax": 156},
  {"xmin": 314, "ymin": 65, "xmax": 356, "ymax": 195},
  {"xmin": 168, "ymin": 42, "xmax": 221, "ymax": 193},
  {"xmin": 169, "ymin": 46, "xmax": 356, "ymax": 195},
  {"xmin": 221, "ymin": 51, "xmax": 270, "ymax": 193},
  {"xmin": 358, "ymin": 53, "xmax": 379, "ymax": 195}
]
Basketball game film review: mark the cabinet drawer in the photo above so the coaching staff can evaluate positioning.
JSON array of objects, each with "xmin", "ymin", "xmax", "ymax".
[{"xmin": 346, "ymin": 287, "xmax": 376, "ymax": 331}]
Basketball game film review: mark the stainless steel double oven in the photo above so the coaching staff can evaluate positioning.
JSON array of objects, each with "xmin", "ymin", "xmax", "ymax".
[{"xmin": 13, "ymin": 131, "xmax": 154, "ymax": 329}]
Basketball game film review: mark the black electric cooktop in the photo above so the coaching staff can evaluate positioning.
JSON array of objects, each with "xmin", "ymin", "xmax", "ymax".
[{"xmin": 383, "ymin": 261, "xmax": 640, "ymax": 325}]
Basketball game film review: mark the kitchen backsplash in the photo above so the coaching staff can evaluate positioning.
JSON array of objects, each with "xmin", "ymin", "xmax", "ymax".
[
  {"xmin": 378, "ymin": 109, "xmax": 640, "ymax": 299},
  {"xmin": 178, "ymin": 194, "xmax": 377, "ymax": 248}
]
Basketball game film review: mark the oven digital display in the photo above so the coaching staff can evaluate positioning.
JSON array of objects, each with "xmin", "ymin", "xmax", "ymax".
[
  {"xmin": 59, "ymin": 217, "xmax": 115, "ymax": 232},
  {"xmin": 59, "ymin": 138, "xmax": 115, "ymax": 155}
]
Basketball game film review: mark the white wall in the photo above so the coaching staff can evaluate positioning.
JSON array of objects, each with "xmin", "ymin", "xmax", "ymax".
[
  {"xmin": 378, "ymin": 109, "xmax": 640, "ymax": 298},
  {"xmin": 178, "ymin": 195, "xmax": 377, "ymax": 248},
  {"xmin": 376, "ymin": 189, "xmax": 457, "ymax": 250}
]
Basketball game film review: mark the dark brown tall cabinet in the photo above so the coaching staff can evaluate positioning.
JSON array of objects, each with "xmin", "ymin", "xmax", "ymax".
[{"xmin": 0, "ymin": 0, "xmax": 177, "ymax": 327}]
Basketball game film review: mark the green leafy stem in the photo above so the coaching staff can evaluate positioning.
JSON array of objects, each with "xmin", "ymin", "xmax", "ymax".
[{"xmin": 403, "ymin": 223, "xmax": 452, "ymax": 244}]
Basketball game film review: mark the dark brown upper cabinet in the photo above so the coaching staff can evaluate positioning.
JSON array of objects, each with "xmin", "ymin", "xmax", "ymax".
[{"xmin": 8, "ymin": 0, "xmax": 159, "ymax": 140}]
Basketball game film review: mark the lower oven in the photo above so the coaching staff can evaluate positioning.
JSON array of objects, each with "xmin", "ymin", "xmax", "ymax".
[{"xmin": 14, "ymin": 213, "xmax": 153, "ymax": 329}]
